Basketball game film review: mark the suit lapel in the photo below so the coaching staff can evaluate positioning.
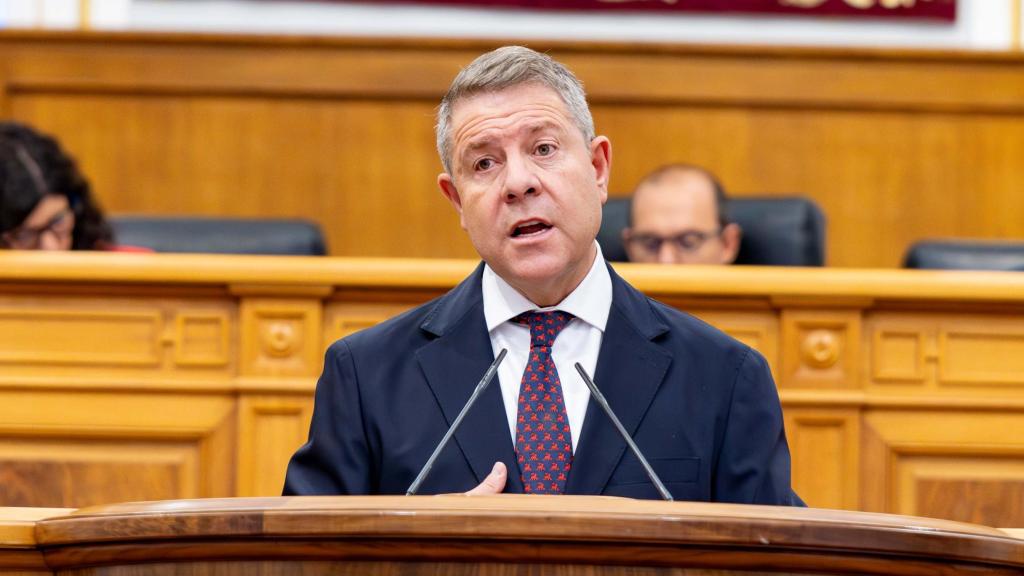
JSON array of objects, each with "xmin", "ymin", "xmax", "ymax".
[
  {"xmin": 415, "ymin": 264, "xmax": 523, "ymax": 493},
  {"xmin": 565, "ymin": 266, "xmax": 672, "ymax": 495}
]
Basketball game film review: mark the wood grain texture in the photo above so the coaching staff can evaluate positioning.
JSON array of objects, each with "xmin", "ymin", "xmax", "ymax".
[
  {"xmin": 917, "ymin": 479, "xmax": 1024, "ymax": 528},
  {"xmin": 27, "ymin": 496, "xmax": 1024, "ymax": 575},
  {"xmin": 0, "ymin": 508, "xmax": 68, "ymax": 574},
  {"xmin": 49, "ymin": 562, "xmax": 823, "ymax": 576},
  {"xmin": 5, "ymin": 252, "xmax": 1024, "ymax": 303},
  {"xmin": 0, "ymin": 509, "xmax": 68, "ymax": 547},
  {"xmin": 3, "ymin": 32, "xmax": 1024, "ymax": 267},
  {"xmin": 3, "ymin": 254, "xmax": 1024, "ymax": 522}
]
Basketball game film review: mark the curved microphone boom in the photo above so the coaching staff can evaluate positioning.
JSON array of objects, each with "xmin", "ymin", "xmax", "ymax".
[
  {"xmin": 406, "ymin": 348, "xmax": 508, "ymax": 496},
  {"xmin": 574, "ymin": 362, "xmax": 674, "ymax": 501}
]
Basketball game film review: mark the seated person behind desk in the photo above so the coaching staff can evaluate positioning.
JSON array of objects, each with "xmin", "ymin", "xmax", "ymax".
[
  {"xmin": 284, "ymin": 46, "xmax": 800, "ymax": 505},
  {"xmin": 0, "ymin": 122, "xmax": 117, "ymax": 251},
  {"xmin": 623, "ymin": 164, "xmax": 741, "ymax": 265}
]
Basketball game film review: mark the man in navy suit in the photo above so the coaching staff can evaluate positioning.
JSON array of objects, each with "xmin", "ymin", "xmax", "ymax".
[{"xmin": 284, "ymin": 46, "xmax": 801, "ymax": 504}]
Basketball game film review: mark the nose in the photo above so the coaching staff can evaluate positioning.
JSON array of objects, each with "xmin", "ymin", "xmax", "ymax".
[
  {"xmin": 37, "ymin": 229, "xmax": 63, "ymax": 251},
  {"xmin": 503, "ymin": 152, "xmax": 541, "ymax": 202},
  {"xmin": 657, "ymin": 242, "xmax": 679, "ymax": 265}
]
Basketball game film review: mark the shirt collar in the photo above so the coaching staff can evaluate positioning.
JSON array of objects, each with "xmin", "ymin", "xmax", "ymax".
[{"xmin": 482, "ymin": 241, "xmax": 612, "ymax": 333}]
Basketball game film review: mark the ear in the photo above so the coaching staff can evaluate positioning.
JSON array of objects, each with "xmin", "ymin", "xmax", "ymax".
[
  {"xmin": 438, "ymin": 172, "xmax": 467, "ymax": 230},
  {"xmin": 621, "ymin": 227, "xmax": 636, "ymax": 262},
  {"xmin": 589, "ymin": 135, "xmax": 612, "ymax": 204},
  {"xmin": 720, "ymin": 223, "xmax": 742, "ymax": 264}
]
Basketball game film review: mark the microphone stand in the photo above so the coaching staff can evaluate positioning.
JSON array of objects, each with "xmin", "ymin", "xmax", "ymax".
[
  {"xmin": 406, "ymin": 348, "xmax": 508, "ymax": 495},
  {"xmin": 575, "ymin": 362, "xmax": 674, "ymax": 501}
]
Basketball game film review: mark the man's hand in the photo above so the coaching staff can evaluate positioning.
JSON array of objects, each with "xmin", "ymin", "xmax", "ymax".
[{"xmin": 464, "ymin": 461, "xmax": 507, "ymax": 495}]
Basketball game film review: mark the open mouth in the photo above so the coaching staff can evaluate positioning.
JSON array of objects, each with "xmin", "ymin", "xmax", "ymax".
[{"xmin": 511, "ymin": 220, "xmax": 552, "ymax": 238}]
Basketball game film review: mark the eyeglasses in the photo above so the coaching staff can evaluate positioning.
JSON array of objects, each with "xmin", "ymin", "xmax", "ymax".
[
  {"xmin": 625, "ymin": 229, "xmax": 722, "ymax": 256},
  {"xmin": 1, "ymin": 208, "xmax": 74, "ymax": 249}
]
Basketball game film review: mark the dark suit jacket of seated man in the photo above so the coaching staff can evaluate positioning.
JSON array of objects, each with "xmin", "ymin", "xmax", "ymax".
[{"xmin": 283, "ymin": 46, "xmax": 802, "ymax": 505}]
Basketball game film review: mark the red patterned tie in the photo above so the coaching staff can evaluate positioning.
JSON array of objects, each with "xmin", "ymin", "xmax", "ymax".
[{"xmin": 513, "ymin": 310, "xmax": 574, "ymax": 494}]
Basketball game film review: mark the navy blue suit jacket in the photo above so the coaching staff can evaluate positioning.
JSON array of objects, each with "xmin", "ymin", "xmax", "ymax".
[{"xmin": 284, "ymin": 263, "xmax": 802, "ymax": 504}]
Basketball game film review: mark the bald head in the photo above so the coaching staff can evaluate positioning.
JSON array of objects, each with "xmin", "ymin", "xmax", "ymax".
[{"xmin": 624, "ymin": 165, "xmax": 741, "ymax": 265}]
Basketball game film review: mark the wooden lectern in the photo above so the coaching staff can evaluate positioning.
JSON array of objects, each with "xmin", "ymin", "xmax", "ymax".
[{"xmin": 1, "ymin": 496, "xmax": 1022, "ymax": 575}]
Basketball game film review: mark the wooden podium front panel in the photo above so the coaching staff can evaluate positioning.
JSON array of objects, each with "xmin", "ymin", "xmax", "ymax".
[
  {"xmin": 235, "ymin": 395, "xmax": 314, "ymax": 497},
  {"xmin": 2, "ymin": 254, "xmax": 1024, "ymax": 525},
  {"xmin": 860, "ymin": 409, "xmax": 1024, "ymax": 527},
  {"xmin": 0, "ymin": 293, "xmax": 236, "ymax": 381},
  {"xmin": 0, "ymin": 388, "xmax": 236, "ymax": 508},
  {"xmin": 867, "ymin": 312, "xmax": 1024, "ymax": 392}
]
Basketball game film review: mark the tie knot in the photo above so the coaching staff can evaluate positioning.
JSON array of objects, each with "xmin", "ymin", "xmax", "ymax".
[{"xmin": 513, "ymin": 310, "xmax": 574, "ymax": 350}]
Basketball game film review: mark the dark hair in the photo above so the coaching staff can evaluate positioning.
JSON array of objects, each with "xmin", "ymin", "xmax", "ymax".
[
  {"xmin": 0, "ymin": 122, "xmax": 113, "ymax": 249},
  {"xmin": 630, "ymin": 163, "xmax": 731, "ymax": 229}
]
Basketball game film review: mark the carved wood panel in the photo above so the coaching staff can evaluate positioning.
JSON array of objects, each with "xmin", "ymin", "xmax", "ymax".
[
  {"xmin": 0, "ymin": 390, "xmax": 235, "ymax": 508},
  {"xmin": 690, "ymin": 310, "xmax": 779, "ymax": 377},
  {"xmin": 240, "ymin": 299, "xmax": 322, "ymax": 377},
  {"xmin": 0, "ymin": 441, "xmax": 194, "ymax": 508},
  {"xmin": 867, "ymin": 313, "xmax": 1024, "ymax": 394},
  {"xmin": 784, "ymin": 408, "xmax": 860, "ymax": 510},
  {"xmin": 780, "ymin": 310, "xmax": 861, "ymax": 389},
  {"xmin": 323, "ymin": 302, "xmax": 418, "ymax": 352},
  {"xmin": 236, "ymin": 395, "xmax": 314, "ymax": 497},
  {"xmin": 0, "ymin": 296, "xmax": 235, "ymax": 381},
  {"xmin": 861, "ymin": 410, "xmax": 1024, "ymax": 526}
]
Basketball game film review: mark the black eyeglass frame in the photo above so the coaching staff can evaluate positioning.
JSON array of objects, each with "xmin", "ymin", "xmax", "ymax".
[
  {"xmin": 624, "ymin": 228, "xmax": 724, "ymax": 255},
  {"xmin": 0, "ymin": 206, "xmax": 75, "ymax": 249}
]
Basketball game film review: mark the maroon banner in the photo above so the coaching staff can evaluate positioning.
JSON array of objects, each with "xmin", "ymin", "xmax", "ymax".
[{"xmin": 354, "ymin": 0, "xmax": 957, "ymax": 21}]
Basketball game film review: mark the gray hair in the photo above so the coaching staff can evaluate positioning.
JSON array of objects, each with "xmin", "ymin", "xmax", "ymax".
[{"xmin": 436, "ymin": 46, "xmax": 595, "ymax": 175}]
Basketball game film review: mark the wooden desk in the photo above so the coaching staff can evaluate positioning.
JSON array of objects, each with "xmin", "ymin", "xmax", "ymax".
[
  {"xmin": 1, "ymin": 252, "xmax": 1023, "ymax": 527},
  {"xmin": 1, "ymin": 497, "xmax": 1023, "ymax": 575}
]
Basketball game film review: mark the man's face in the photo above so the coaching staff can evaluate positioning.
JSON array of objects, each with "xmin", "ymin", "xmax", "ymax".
[
  {"xmin": 438, "ymin": 83, "xmax": 611, "ymax": 305},
  {"xmin": 624, "ymin": 172, "xmax": 740, "ymax": 265}
]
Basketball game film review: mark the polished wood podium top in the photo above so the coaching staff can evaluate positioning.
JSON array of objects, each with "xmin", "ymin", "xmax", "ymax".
[
  {"xmin": 2, "ymin": 497, "xmax": 1022, "ymax": 575},
  {"xmin": 4, "ymin": 251, "xmax": 1024, "ymax": 302}
]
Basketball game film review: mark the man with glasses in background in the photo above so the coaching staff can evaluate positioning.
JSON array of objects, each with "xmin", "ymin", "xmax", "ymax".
[{"xmin": 623, "ymin": 164, "xmax": 742, "ymax": 265}]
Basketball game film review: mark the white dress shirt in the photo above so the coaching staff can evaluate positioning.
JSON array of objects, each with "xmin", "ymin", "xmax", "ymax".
[{"xmin": 482, "ymin": 242, "xmax": 612, "ymax": 453}]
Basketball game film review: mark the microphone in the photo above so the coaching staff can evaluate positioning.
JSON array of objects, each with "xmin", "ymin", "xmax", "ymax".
[
  {"xmin": 574, "ymin": 363, "xmax": 674, "ymax": 501},
  {"xmin": 406, "ymin": 348, "xmax": 508, "ymax": 496}
]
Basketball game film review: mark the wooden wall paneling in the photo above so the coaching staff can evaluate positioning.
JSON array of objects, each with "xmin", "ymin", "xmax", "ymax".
[
  {"xmin": 173, "ymin": 309, "xmax": 232, "ymax": 368},
  {"xmin": 860, "ymin": 410, "xmax": 1024, "ymax": 527},
  {"xmin": 687, "ymin": 308, "xmax": 780, "ymax": 375},
  {"xmin": 3, "ymin": 34, "xmax": 1024, "ymax": 268},
  {"xmin": 779, "ymin": 309, "xmax": 862, "ymax": 389},
  {"xmin": 869, "ymin": 316, "xmax": 933, "ymax": 388},
  {"xmin": 783, "ymin": 408, "xmax": 860, "ymax": 511},
  {"xmin": 235, "ymin": 395, "xmax": 314, "ymax": 497},
  {"xmin": 867, "ymin": 312, "xmax": 1024, "ymax": 395},
  {"xmin": 0, "ymin": 390, "xmax": 235, "ymax": 507},
  {"xmin": 938, "ymin": 320, "xmax": 1024, "ymax": 387},
  {"xmin": 239, "ymin": 297, "xmax": 323, "ymax": 378},
  {"xmin": 5, "ymin": 254, "xmax": 1024, "ymax": 518},
  {"xmin": 599, "ymin": 107, "xmax": 1024, "ymax": 268},
  {"xmin": 0, "ymin": 293, "xmax": 235, "ymax": 384},
  {"xmin": 323, "ymin": 299, "xmax": 423, "ymax": 352}
]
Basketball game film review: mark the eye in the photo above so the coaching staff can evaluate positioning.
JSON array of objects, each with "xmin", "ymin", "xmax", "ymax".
[
  {"xmin": 535, "ymin": 143, "xmax": 555, "ymax": 156},
  {"xmin": 474, "ymin": 158, "xmax": 494, "ymax": 172}
]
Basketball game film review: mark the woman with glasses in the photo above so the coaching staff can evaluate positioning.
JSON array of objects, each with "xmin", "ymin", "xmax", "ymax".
[{"xmin": 0, "ymin": 121, "xmax": 117, "ymax": 251}]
